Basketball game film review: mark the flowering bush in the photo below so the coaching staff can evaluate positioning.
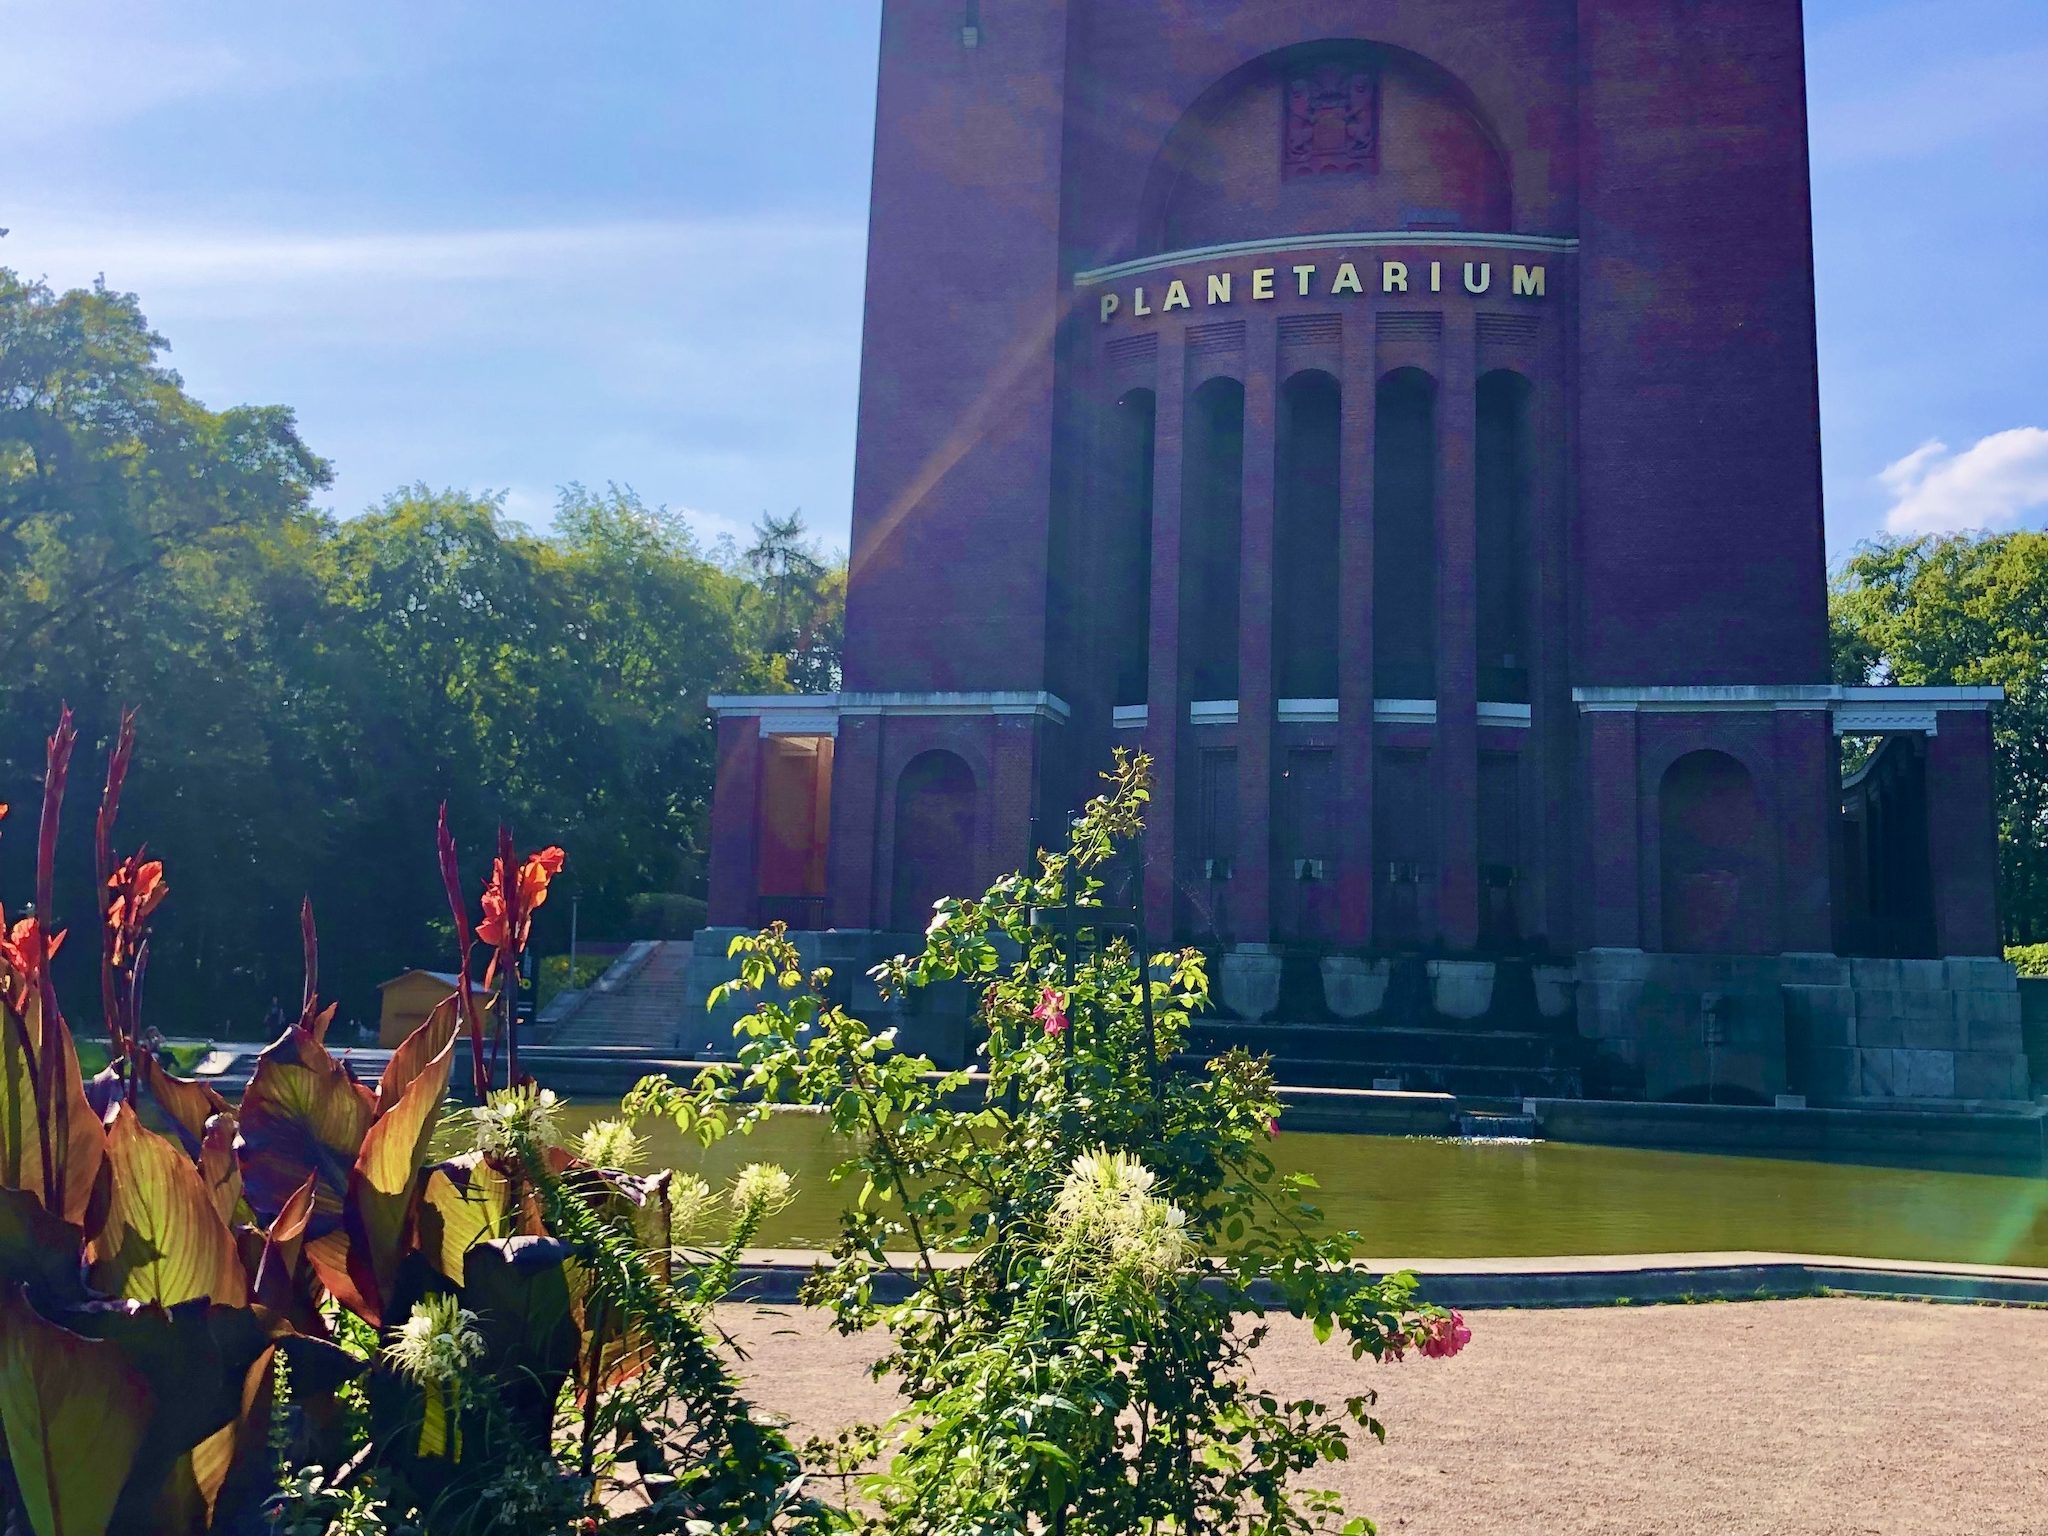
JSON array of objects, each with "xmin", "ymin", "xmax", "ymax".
[
  {"xmin": 0, "ymin": 709, "xmax": 832, "ymax": 1536},
  {"xmin": 641, "ymin": 751, "xmax": 1466, "ymax": 1536}
]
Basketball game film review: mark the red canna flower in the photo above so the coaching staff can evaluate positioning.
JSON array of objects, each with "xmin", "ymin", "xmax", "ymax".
[
  {"xmin": 105, "ymin": 854, "xmax": 167, "ymax": 969},
  {"xmin": 477, "ymin": 846, "xmax": 566, "ymax": 965}
]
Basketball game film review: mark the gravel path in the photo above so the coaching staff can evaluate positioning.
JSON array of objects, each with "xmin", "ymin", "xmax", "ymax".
[{"xmin": 720, "ymin": 1297, "xmax": 2048, "ymax": 1535}]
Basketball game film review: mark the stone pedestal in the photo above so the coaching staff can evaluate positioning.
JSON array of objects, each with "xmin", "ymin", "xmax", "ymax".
[
  {"xmin": 1320, "ymin": 957, "xmax": 1392, "ymax": 1019},
  {"xmin": 1218, "ymin": 946, "xmax": 1284, "ymax": 1022},
  {"xmin": 1428, "ymin": 959, "xmax": 1497, "ymax": 1020}
]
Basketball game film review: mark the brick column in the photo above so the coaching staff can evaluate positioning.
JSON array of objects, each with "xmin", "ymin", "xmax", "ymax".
[
  {"xmin": 1584, "ymin": 708, "xmax": 1641, "ymax": 947},
  {"xmin": 1235, "ymin": 315, "xmax": 1279, "ymax": 945},
  {"xmin": 708, "ymin": 713, "xmax": 763, "ymax": 927},
  {"xmin": 1773, "ymin": 708, "xmax": 1836, "ymax": 952},
  {"xmin": 827, "ymin": 712, "xmax": 882, "ymax": 929},
  {"xmin": 1435, "ymin": 313, "xmax": 1479, "ymax": 949},
  {"xmin": 1927, "ymin": 708, "xmax": 2002, "ymax": 956},
  {"xmin": 1336, "ymin": 315, "xmax": 1376, "ymax": 944},
  {"xmin": 1142, "ymin": 334, "xmax": 1188, "ymax": 937}
]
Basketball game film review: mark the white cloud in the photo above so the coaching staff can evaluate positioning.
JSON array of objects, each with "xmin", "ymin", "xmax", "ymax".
[
  {"xmin": 7, "ymin": 213, "xmax": 861, "ymax": 296},
  {"xmin": 1879, "ymin": 429, "xmax": 2048, "ymax": 535}
]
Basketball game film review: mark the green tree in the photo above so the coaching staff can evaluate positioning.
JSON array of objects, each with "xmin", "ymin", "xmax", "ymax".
[
  {"xmin": 737, "ymin": 510, "xmax": 845, "ymax": 693},
  {"xmin": 1831, "ymin": 531, "xmax": 2048, "ymax": 941},
  {"xmin": 0, "ymin": 269, "xmax": 336, "ymax": 1028}
]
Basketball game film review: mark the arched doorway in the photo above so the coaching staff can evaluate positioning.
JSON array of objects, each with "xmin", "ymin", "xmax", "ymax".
[
  {"xmin": 1660, "ymin": 750, "xmax": 1772, "ymax": 954},
  {"xmin": 891, "ymin": 750, "xmax": 978, "ymax": 931}
]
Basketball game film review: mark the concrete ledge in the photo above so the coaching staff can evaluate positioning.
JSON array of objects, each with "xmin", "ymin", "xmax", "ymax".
[{"xmin": 728, "ymin": 1248, "xmax": 2048, "ymax": 1310}]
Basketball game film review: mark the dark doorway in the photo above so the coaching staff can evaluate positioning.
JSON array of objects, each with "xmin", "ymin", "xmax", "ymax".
[
  {"xmin": 1275, "ymin": 371, "xmax": 1340, "ymax": 699},
  {"xmin": 1373, "ymin": 369, "xmax": 1436, "ymax": 699},
  {"xmin": 891, "ymin": 750, "xmax": 978, "ymax": 931},
  {"xmin": 1181, "ymin": 377, "xmax": 1245, "ymax": 700}
]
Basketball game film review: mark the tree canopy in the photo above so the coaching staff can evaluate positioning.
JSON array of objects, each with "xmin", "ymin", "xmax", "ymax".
[
  {"xmin": 0, "ymin": 268, "xmax": 843, "ymax": 1031},
  {"xmin": 1831, "ymin": 531, "xmax": 2048, "ymax": 943}
]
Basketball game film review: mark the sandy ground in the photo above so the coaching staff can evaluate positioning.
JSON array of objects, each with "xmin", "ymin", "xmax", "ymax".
[{"xmin": 718, "ymin": 1297, "xmax": 2048, "ymax": 1535}]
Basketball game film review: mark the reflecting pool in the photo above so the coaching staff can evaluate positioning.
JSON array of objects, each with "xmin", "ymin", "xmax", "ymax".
[{"xmin": 565, "ymin": 1107, "xmax": 2048, "ymax": 1268}]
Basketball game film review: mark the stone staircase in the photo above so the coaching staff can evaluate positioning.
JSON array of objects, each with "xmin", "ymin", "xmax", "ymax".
[
  {"xmin": 1185, "ymin": 1017, "xmax": 1584, "ymax": 1098},
  {"xmin": 546, "ymin": 940, "xmax": 694, "ymax": 1052}
]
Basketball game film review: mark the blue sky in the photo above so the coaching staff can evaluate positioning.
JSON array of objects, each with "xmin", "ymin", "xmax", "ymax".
[{"xmin": 2, "ymin": 0, "xmax": 2044, "ymax": 557}]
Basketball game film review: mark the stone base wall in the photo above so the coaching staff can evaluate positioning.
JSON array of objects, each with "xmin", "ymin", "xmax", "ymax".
[{"xmin": 1580, "ymin": 949, "xmax": 2030, "ymax": 1107}]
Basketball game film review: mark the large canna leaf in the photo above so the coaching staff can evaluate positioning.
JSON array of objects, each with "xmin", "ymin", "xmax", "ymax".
[
  {"xmin": 0, "ymin": 993, "xmax": 108, "ymax": 1227},
  {"xmin": 131, "ymin": 1055, "xmax": 233, "ymax": 1161},
  {"xmin": 153, "ymin": 1344, "xmax": 275, "ymax": 1535},
  {"xmin": 251, "ymin": 1173, "xmax": 315, "ymax": 1318},
  {"xmin": 65, "ymin": 1300, "xmax": 272, "ymax": 1536},
  {"xmin": 88, "ymin": 1104, "xmax": 248, "ymax": 1308},
  {"xmin": 0, "ymin": 1285, "xmax": 153, "ymax": 1536},
  {"xmin": 0, "ymin": 1186, "xmax": 85, "ymax": 1307},
  {"xmin": 342, "ymin": 1020, "xmax": 456, "ymax": 1326},
  {"xmin": 417, "ymin": 1154, "xmax": 512, "ymax": 1284},
  {"xmin": 197, "ymin": 1113, "xmax": 242, "ymax": 1229},
  {"xmin": 375, "ymin": 995, "xmax": 459, "ymax": 1116},
  {"xmin": 233, "ymin": 1025, "xmax": 375, "ymax": 1230}
]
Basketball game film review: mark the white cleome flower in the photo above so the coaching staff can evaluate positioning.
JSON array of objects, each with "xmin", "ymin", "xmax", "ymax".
[
  {"xmin": 471, "ymin": 1084, "xmax": 564, "ymax": 1159},
  {"xmin": 574, "ymin": 1117, "xmax": 648, "ymax": 1171},
  {"xmin": 1049, "ymin": 1147, "xmax": 1191, "ymax": 1283},
  {"xmin": 669, "ymin": 1173, "xmax": 718, "ymax": 1235},
  {"xmin": 730, "ymin": 1162, "xmax": 796, "ymax": 1217},
  {"xmin": 383, "ymin": 1293, "xmax": 485, "ymax": 1386}
]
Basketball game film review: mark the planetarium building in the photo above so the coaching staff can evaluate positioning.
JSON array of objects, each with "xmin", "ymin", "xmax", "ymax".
[{"xmin": 702, "ymin": 0, "xmax": 2026, "ymax": 1107}]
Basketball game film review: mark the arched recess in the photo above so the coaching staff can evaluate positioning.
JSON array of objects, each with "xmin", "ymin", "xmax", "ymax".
[
  {"xmin": 1181, "ymin": 376, "xmax": 1245, "ymax": 701},
  {"xmin": 1135, "ymin": 41, "xmax": 1513, "ymax": 257},
  {"xmin": 891, "ymin": 750, "xmax": 978, "ymax": 931},
  {"xmin": 1275, "ymin": 370, "xmax": 1340, "ymax": 699},
  {"xmin": 1373, "ymin": 368, "xmax": 1436, "ymax": 699},
  {"xmin": 1660, "ymin": 750, "xmax": 1774, "ymax": 954},
  {"xmin": 1476, "ymin": 370, "xmax": 1531, "ymax": 704},
  {"xmin": 1104, "ymin": 389, "xmax": 1156, "ymax": 708}
]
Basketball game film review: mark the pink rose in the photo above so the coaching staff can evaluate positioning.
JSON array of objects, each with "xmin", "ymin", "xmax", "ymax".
[
  {"xmin": 1418, "ymin": 1310, "xmax": 1471, "ymax": 1360},
  {"xmin": 1266, "ymin": 1116, "xmax": 1281, "ymax": 1139},
  {"xmin": 1032, "ymin": 986, "xmax": 1068, "ymax": 1037}
]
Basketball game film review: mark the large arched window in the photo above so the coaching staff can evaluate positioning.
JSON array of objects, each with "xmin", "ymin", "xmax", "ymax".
[
  {"xmin": 1660, "ymin": 750, "xmax": 1772, "ymax": 954},
  {"xmin": 1275, "ymin": 370, "xmax": 1340, "ymax": 699},
  {"xmin": 1181, "ymin": 376, "xmax": 1245, "ymax": 701},
  {"xmin": 1105, "ymin": 389, "xmax": 1156, "ymax": 708},
  {"xmin": 1476, "ymin": 370, "xmax": 1531, "ymax": 704},
  {"xmin": 891, "ymin": 750, "xmax": 978, "ymax": 931},
  {"xmin": 1373, "ymin": 368, "xmax": 1436, "ymax": 699}
]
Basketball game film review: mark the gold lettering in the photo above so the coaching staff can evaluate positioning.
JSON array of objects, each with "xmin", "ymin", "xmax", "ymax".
[
  {"xmin": 1100, "ymin": 292, "xmax": 1120, "ymax": 324},
  {"xmin": 1207, "ymin": 272, "xmax": 1233, "ymax": 305},
  {"xmin": 1331, "ymin": 262, "xmax": 1363, "ymax": 295},
  {"xmin": 1133, "ymin": 286, "xmax": 1152, "ymax": 317},
  {"xmin": 1252, "ymin": 268, "xmax": 1277, "ymax": 300},
  {"xmin": 1293, "ymin": 263, "xmax": 1316, "ymax": 296},
  {"xmin": 1464, "ymin": 262, "xmax": 1492, "ymax": 295},
  {"xmin": 1513, "ymin": 264, "xmax": 1547, "ymax": 297},
  {"xmin": 1163, "ymin": 279, "xmax": 1191, "ymax": 311},
  {"xmin": 1383, "ymin": 261, "xmax": 1409, "ymax": 293},
  {"xmin": 1430, "ymin": 261, "xmax": 1442, "ymax": 293}
]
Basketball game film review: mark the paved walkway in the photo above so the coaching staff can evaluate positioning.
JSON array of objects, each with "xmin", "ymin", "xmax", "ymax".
[{"xmin": 722, "ymin": 1296, "xmax": 2048, "ymax": 1535}]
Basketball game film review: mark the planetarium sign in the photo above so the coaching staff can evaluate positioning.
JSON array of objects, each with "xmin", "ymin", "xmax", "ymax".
[{"xmin": 1097, "ymin": 255, "xmax": 1548, "ymax": 325}]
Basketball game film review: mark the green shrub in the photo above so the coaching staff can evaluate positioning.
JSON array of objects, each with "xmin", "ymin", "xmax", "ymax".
[
  {"xmin": 635, "ymin": 752, "xmax": 1465, "ymax": 1536},
  {"xmin": 2006, "ymin": 943, "xmax": 2048, "ymax": 977}
]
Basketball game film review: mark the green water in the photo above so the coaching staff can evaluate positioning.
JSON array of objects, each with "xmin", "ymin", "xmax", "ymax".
[{"xmin": 570, "ymin": 1108, "xmax": 2048, "ymax": 1269}]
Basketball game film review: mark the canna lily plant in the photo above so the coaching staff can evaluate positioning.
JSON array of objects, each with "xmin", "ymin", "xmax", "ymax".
[{"xmin": 0, "ymin": 710, "xmax": 831, "ymax": 1536}]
